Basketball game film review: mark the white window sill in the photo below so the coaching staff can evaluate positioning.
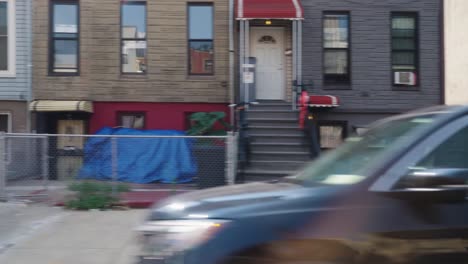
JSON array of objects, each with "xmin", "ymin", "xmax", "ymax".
[{"xmin": 0, "ymin": 72, "xmax": 16, "ymax": 78}]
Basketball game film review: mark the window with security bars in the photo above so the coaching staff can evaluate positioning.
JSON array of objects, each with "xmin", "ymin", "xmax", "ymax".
[
  {"xmin": 392, "ymin": 12, "xmax": 418, "ymax": 87},
  {"xmin": 50, "ymin": 0, "xmax": 79, "ymax": 74},
  {"xmin": 318, "ymin": 121, "xmax": 347, "ymax": 149},
  {"xmin": 323, "ymin": 12, "xmax": 350, "ymax": 84},
  {"xmin": 121, "ymin": 1, "xmax": 147, "ymax": 74},
  {"xmin": 188, "ymin": 3, "xmax": 214, "ymax": 75}
]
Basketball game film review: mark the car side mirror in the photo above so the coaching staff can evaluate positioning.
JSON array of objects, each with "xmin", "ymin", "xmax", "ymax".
[{"xmin": 383, "ymin": 168, "xmax": 468, "ymax": 203}]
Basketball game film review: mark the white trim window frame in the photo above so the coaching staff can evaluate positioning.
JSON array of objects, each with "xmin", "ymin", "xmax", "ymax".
[
  {"xmin": 0, "ymin": 112, "xmax": 12, "ymax": 164},
  {"xmin": 0, "ymin": 0, "xmax": 16, "ymax": 77},
  {"xmin": 0, "ymin": 111, "xmax": 11, "ymax": 132}
]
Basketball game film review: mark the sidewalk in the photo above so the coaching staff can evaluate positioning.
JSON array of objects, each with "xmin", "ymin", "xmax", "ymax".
[
  {"xmin": 0, "ymin": 203, "xmax": 65, "ymax": 254},
  {"xmin": 0, "ymin": 207, "xmax": 148, "ymax": 264}
]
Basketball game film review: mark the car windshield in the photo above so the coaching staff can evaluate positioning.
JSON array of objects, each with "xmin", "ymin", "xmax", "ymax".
[{"xmin": 293, "ymin": 114, "xmax": 440, "ymax": 185}]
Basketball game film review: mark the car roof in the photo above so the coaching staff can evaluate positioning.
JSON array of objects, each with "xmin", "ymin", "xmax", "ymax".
[
  {"xmin": 367, "ymin": 105, "xmax": 468, "ymax": 130},
  {"xmin": 360, "ymin": 105, "xmax": 468, "ymax": 137}
]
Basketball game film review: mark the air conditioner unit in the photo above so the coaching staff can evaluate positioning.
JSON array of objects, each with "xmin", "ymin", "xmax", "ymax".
[{"xmin": 395, "ymin": 72, "xmax": 416, "ymax": 85}]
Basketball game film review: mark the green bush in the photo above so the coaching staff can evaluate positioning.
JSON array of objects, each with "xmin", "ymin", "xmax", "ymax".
[{"xmin": 65, "ymin": 182, "xmax": 130, "ymax": 210}]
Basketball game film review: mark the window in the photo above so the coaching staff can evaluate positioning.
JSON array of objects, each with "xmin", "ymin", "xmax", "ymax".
[
  {"xmin": 259, "ymin": 35, "xmax": 276, "ymax": 44},
  {"xmin": 0, "ymin": 113, "xmax": 11, "ymax": 132},
  {"xmin": 296, "ymin": 114, "xmax": 437, "ymax": 185},
  {"xmin": 323, "ymin": 12, "xmax": 350, "ymax": 84},
  {"xmin": 50, "ymin": 0, "xmax": 79, "ymax": 74},
  {"xmin": 118, "ymin": 112, "xmax": 146, "ymax": 129},
  {"xmin": 0, "ymin": 0, "xmax": 15, "ymax": 76},
  {"xmin": 318, "ymin": 121, "xmax": 347, "ymax": 149},
  {"xmin": 188, "ymin": 3, "xmax": 214, "ymax": 75},
  {"xmin": 391, "ymin": 13, "xmax": 418, "ymax": 87},
  {"xmin": 414, "ymin": 126, "xmax": 468, "ymax": 170},
  {"xmin": 121, "ymin": 1, "xmax": 147, "ymax": 74}
]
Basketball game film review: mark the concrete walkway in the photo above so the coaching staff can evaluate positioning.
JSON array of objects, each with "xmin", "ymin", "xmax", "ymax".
[{"xmin": 0, "ymin": 205, "xmax": 148, "ymax": 264}]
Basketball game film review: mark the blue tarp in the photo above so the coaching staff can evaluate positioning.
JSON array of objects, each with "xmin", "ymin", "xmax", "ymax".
[{"xmin": 78, "ymin": 127, "xmax": 197, "ymax": 183}]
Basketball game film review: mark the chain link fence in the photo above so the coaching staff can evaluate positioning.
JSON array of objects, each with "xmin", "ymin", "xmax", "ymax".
[{"xmin": 0, "ymin": 132, "xmax": 238, "ymax": 201}]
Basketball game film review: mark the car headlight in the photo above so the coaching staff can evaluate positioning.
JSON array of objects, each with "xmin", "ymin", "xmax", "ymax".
[{"xmin": 136, "ymin": 220, "xmax": 230, "ymax": 258}]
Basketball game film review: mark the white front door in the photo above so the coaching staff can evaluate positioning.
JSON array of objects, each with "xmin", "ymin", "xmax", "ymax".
[{"xmin": 250, "ymin": 27, "xmax": 285, "ymax": 100}]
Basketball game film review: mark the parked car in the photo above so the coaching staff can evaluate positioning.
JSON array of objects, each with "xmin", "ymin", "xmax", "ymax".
[{"xmin": 137, "ymin": 105, "xmax": 468, "ymax": 264}]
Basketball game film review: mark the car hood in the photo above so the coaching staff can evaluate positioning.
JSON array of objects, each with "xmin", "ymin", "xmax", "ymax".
[{"xmin": 149, "ymin": 181, "xmax": 342, "ymax": 220}]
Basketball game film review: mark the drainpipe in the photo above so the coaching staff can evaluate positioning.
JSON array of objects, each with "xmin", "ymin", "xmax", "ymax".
[
  {"xmin": 439, "ymin": 0, "xmax": 445, "ymax": 105},
  {"xmin": 25, "ymin": 0, "xmax": 33, "ymax": 132},
  {"xmin": 228, "ymin": 0, "xmax": 235, "ymax": 129}
]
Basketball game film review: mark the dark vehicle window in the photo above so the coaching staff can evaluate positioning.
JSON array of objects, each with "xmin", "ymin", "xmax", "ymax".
[
  {"xmin": 413, "ymin": 126, "xmax": 468, "ymax": 169},
  {"xmin": 294, "ymin": 114, "xmax": 438, "ymax": 185}
]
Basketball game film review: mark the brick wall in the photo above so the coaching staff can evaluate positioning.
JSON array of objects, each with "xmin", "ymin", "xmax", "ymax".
[{"xmin": 32, "ymin": 0, "xmax": 229, "ymax": 103}]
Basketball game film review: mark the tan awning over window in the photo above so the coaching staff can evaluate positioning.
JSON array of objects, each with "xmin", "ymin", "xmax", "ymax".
[{"xmin": 29, "ymin": 100, "xmax": 93, "ymax": 113}]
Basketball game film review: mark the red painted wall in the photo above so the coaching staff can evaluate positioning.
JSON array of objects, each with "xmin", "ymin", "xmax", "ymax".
[{"xmin": 89, "ymin": 102, "xmax": 230, "ymax": 134}]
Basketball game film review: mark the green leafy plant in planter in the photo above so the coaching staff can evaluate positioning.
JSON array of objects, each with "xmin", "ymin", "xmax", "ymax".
[
  {"xmin": 186, "ymin": 112, "xmax": 231, "ymax": 188},
  {"xmin": 186, "ymin": 112, "xmax": 232, "ymax": 147},
  {"xmin": 65, "ymin": 182, "xmax": 130, "ymax": 210},
  {"xmin": 186, "ymin": 112, "xmax": 231, "ymax": 136}
]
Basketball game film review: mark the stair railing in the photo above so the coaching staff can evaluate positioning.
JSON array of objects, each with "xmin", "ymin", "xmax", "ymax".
[{"xmin": 230, "ymin": 102, "xmax": 252, "ymax": 183}]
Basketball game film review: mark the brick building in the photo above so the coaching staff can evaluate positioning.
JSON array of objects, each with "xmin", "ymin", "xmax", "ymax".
[
  {"xmin": 31, "ymin": 0, "xmax": 230, "ymax": 135},
  {"xmin": 235, "ymin": 0, "xmax": 443, "ymax": 179}
]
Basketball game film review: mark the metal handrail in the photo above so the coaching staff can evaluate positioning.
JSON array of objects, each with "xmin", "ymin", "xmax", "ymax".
[{"xmin": 230, "ymin": 102, "xmax": 253, "ymax": 183}]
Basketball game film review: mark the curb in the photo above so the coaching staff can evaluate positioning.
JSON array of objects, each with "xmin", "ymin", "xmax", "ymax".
[{"xmin": 53, "ymin": 190, "xmax": 188, "ymax": 209}]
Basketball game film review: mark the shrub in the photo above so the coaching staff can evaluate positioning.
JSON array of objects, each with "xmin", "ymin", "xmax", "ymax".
[{"xmin": 65, "ymin": 182, "xmax": 130, "ymax": 210}]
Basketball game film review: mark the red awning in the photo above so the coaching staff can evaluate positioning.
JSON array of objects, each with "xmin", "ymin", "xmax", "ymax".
[
  {"xmin": 309, "ymin": 95, "xmax": 340, "ymax": 108},
  {"xmin": 236, "ymin": 0, "xmax": 304, "ymax": 20}
]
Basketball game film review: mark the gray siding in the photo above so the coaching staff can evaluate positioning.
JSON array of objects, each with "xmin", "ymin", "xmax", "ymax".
[
  {"xmin": 0, "ymin": 0, "xmax": 31, "ymax": 100},
  {"xmin": 302, "ymin": 0, "xmax": 441, "ymax": 112}
]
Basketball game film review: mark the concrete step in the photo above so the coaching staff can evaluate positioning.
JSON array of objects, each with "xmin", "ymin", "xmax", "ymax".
[
  {"xmin": 248, "ymin": 160, "xmax": 307, "ymax": 171},
  {"xmin": 241, "ymin": 169, "xmax": 292, "ymax": 178},
  {"xmin": 237, "ymin": 173, "xmax": 290, "ymax": 183},
  {"xmin": 249, "ymin": 103, "xmax": 293, "ymax": 111},
  {"xmin": 248, "ymin": 118, "xmax": 299, "ymax": 127},
  {"xmin": 250, "ymin": 151, "xmax": 310, "ymax": 161},
  {"xmin": 250, "ymin": 133, "xmax": 306, "ymax": 144},
  {"xmin": 247, "ymin": 110, "xmax": 299, "ymax": 119},
  {"xmin": 250, "ymin": 142, "xmax": 309, "ymax": 152},
  {"xmin": 249, "ymin": 126, "xmax": 303, "ymax": 136},
  {"xmin": 254, "ymin": 100, "xmax": 290, "ymax": 105}
]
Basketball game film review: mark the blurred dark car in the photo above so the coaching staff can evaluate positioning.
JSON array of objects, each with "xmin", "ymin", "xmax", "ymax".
[{"xmin": 137, "ymin": 105, "xmax": 468, "ymax": 264}]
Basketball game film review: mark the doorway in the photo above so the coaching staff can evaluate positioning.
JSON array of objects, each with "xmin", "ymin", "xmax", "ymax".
[{"xmin": 250, "ymin": 27, "xmax": 286, "ymax": 100}]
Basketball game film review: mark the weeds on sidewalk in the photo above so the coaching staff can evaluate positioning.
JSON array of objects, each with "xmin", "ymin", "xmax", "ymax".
[{"xmin": 65, "ymin": 182, "xmax": 130, "ymax": 210}]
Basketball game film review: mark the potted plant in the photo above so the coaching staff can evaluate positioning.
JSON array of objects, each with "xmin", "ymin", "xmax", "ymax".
[{"xmin": 186, "ymin": 112, "xmax": 231, "ymax": 189}]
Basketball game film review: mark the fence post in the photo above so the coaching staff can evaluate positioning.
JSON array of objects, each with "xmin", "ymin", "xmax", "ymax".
[
  {"xmin": 0, "ymin": 132, "xmax": 6, "ymax": 200},
  {"xmin": 41, "ymin": 136, "xmax": 49, "ymax": 192},
  {"xmin": 111, "ymin": 137, "xmax": 118, "ymax": 196},
  {"xmin": 226, "ymin": 132, "xmax": 237, "ymax": 185},
  {"xmin": 232, "ymin": 132, "xmax": 238, "ymax": 184}
]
